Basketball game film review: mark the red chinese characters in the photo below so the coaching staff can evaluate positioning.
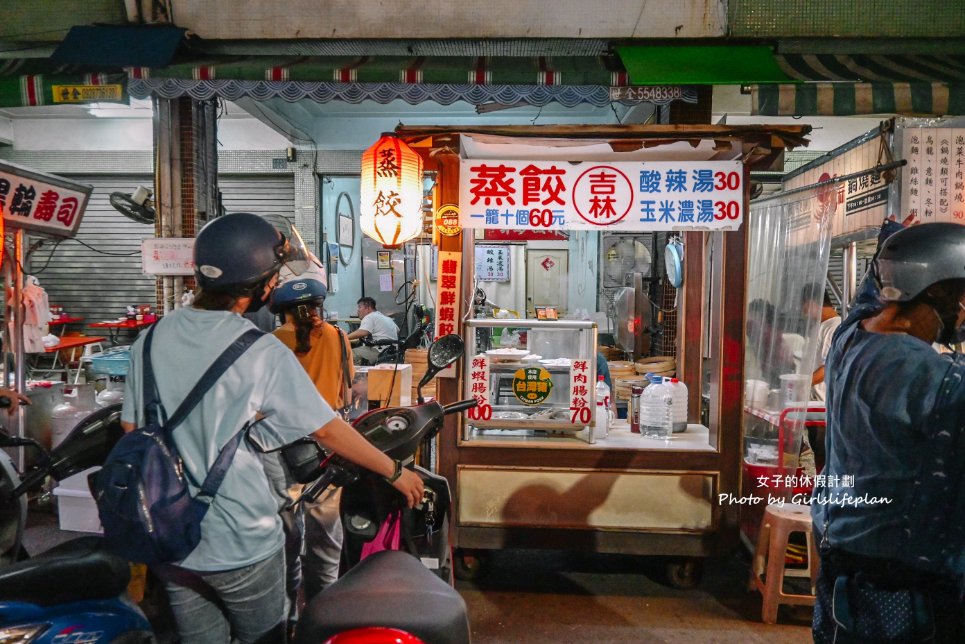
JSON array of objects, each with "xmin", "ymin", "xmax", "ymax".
[
  {"xmin": 569, "ymin": 360, "xmax": 592, "ymax": 425},
  {"xmin": 572, "ymin": 166, "xmax": 633, "ymax": 226},
  {"xmin": 468, "ymin": 164, "xmax": 517, "ymax": 206},
  {"xmin": 466, "ymin": 356, "xmax": 493, "ymax": 421},
  {"xmin": 434, "ymin": 251, "xmax": 462, "ymax": 339}
]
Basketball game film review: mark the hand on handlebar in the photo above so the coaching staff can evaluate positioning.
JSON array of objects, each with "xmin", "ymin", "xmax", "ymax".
[
  {"xmin": 391, "ymin": 467, "xmax": 425, "ymax": 509},
  {"xmin": 0, "ymin": 388, "xmax": 31, "ymax": 415}
]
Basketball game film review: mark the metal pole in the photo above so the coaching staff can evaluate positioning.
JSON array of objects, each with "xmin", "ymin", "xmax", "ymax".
[
  {"xmin": 12, "ymin": 229, "xmax": 25, "ymax": 470},
  {"xmin": 841, "ymin": 242, "xmax": 858, "ymax": 315}
]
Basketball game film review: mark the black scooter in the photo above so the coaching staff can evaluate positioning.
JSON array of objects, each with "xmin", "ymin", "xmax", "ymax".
[{"xmin": 290, "ymin": 333, "xmax": 475, "ymax": 644}]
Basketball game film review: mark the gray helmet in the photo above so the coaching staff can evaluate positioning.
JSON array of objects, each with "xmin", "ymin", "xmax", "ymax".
[
  {"xmin": 269, "ymin": 277, "xmax": 327, "ymax": 314},
  {"xmin": 194, "ymin": 213, "xmax": 288, "ymax": 292},
  {"xmin": 876, "ymin": 222, "xmax": 965, "ymax": 302}
]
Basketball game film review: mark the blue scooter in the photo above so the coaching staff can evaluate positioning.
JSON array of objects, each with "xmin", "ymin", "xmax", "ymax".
[{"xmin": 0, "ymin": 401, "xmax": 154, "ymax": 643}]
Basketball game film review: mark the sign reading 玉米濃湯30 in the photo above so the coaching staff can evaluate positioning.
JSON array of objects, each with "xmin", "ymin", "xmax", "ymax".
[{"xmin": 458, "ymin": 159, "xmax": 744, "ymax": 232}]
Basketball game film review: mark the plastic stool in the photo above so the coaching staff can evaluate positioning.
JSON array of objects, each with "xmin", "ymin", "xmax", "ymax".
[{"xmin": 748, "ymin": 502, "xmax": 819, "ymax": 624}]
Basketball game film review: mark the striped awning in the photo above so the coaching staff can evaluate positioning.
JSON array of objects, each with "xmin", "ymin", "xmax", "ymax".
[
  {"xmin": 124, "ymin": 55, "xmax": 696, "ymax": 107},
  {"xmin": 0, "ymin": 73, "xmax": 128, "ymax": 107},
  {"xmin": 774, "ymin": 54, "xmax": 965, "ymax": 84},
  {"xmin": 752, "ymin": 82, "xmax": 965, "ymax": 116}
]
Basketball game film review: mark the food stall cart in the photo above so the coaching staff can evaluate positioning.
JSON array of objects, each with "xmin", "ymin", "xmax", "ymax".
[{"xmin": 395, "ymin": 124, "xmax": 810, "ymax": 586}]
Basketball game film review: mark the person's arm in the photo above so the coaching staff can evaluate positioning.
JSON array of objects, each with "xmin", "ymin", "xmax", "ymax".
[
  {"xmin": 346, "ymin": 327, "xmax": 370, "ymax": 341},
  {"xmin": 311, "ymin": 416, "xmax": 423, "ymax": 508},
  {"xmin": 0, "ymin": 388, "xmax": 30, "ymax": 415},
  {"xmin": 811, "ymin": 365, "xmax": 825, "ymax": 386}
]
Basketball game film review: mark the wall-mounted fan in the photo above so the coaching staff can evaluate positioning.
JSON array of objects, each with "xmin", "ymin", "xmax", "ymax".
[
  {"xmin": 664, "ymin": 237, "xmax": 684, "ymax": 288},
  {"xmin": 109, "ymin": 186, "xmax": 155, "ymax": 224},
  {"xmin": 601, "ymin": 234, "xmax": 652, "ymax": 288}
]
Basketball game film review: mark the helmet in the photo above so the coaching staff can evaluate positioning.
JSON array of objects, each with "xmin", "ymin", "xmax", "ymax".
[
  {"xmin": 876, "ymin": 222, "xmax": 965, "ymax": 302},
  {"xmin": 194, "ymin": 213, "xmax": 288, "ymax": 292},
  {"xmin": 269, "ymin": 277, "xmax": 327, "ymax": 314}
]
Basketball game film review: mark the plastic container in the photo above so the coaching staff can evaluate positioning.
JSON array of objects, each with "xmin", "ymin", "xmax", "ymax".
[
  {"xmin": 51, "ymin": 384, "xmax": 100, "ymax": 448},
  {"xmin": 779, "ymin": 373, "xmax": 811, "ymax": 409},
  {"xmin": 96, "ymin": 379, "xmax": 125, "ymax": 406},
  {"xmin": 90, "ymin": 347, "xmax": 131, "ymax": 377},
  {"xmin": 640, "ymin": 375, "xmax": 672, "ymax": 440},
  {"xmin": 53, "ymin": 486, "xmax": 103, "ymax": 533},
  {"xmin": 667, "ymin": 377, "xmax": 688, "ymax": 433},
  {"xmin": 595, "ymin": 375, "xmax": 611, "ymax": 439},
  {"xmin": 629, "ymin": 384, "xmax": 644, "ymax": 434}
]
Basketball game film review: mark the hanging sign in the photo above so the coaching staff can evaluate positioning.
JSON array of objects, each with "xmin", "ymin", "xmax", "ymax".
[
  {"xmin": 465, "ymin": 354, "xmax": 493, "ymax": 421},
  {"xmin": 569, "ymin": 359, "xmax": 593, "ymax": 426},
  {"xmin": 900, "ymin": 125, "xmax": 965, "ymax": 224},
  {"xmin": 0, "ymin": 160, "xmax": 92, "ymax": 238},
  {"xmin": 474, "ymin": 245, "xmax": 511, "ymax": 282},
  {"xmin": 459, "ymin": 159, "xmax": 744, "ymax": 232},
  {"xmin": 435, "ymin": 204, "xmax": 462, "ymax": 237},
  {"xmin": 434, "ymin": 250, "xmax": 462, "ymax": 339},
  {"xmin": 512, "ymin": 366, "xmax": 554, "ymax": 405},
  {"xmin": 141, "ymin": 238, "xmax": 196, "ymax": 275}
]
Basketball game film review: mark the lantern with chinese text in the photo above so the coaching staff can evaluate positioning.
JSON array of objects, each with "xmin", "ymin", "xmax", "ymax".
[{"xmin": 359, "ymin": 133, "xmax": 424, "ymax": 248}]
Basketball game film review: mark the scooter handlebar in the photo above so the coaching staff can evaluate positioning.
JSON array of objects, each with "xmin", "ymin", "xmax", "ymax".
[{"xmin": 443, "ymin": 399, "xmax": 478, "ymax": 415}]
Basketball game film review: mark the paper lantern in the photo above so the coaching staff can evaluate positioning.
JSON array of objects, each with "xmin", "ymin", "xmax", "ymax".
[{"xmin": 359, "ymin": 133, "xmax": 424, "ymax": 248}]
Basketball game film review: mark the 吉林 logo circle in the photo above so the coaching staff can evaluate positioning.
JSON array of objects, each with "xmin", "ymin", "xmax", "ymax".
[{"xmin": 572, "ymin": 165, "xmax": 633, "ymax": 226}]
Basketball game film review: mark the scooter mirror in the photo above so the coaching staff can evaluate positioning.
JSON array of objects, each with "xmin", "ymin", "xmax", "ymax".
[{"xmin": 417, "ymin": 335, "xmax": 465, "ymax": 403}]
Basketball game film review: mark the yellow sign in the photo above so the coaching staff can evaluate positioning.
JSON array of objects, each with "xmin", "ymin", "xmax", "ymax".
[
  {"xmin": 512, "ymin": 367, "xmax": 554, "ymax": 405},
  {"xmin": 435, "ymin": 204, "xmax": 462, "ymax": 237},
  {"xmin": 52, "ymin": 85, "xmax": 125, "ymax": 104}
]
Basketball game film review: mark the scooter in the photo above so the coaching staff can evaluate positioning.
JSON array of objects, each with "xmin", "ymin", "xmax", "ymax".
[
  {"xmin": 290, "ymin": 334, "xmax": 476, "ymax": 644},
  {"xmin": 0, "ymin": 401, "xmax": 155, "ymax": 643},
  {"xmin": 360, "ymin": 321, "xmax": 432, "ymax": 366}
]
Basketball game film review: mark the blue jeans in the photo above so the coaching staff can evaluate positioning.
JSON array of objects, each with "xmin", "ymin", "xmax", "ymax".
[{"xmin": 159, "ymin": 547, "xmax": 286, "ymax": 643}]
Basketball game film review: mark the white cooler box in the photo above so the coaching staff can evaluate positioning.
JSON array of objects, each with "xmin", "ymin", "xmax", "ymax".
[{"xmin": 54, "ymin": 467, "xmax": 102, "ymax": 533}]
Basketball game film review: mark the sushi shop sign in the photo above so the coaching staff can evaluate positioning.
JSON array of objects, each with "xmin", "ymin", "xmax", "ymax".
[
  {"xmin": 0, "ymin": 160, "xmax": 92, "ymax": 238},
  {"xmin": 458, "ymin": 159, "xmax": 744, "ymax": 233}
]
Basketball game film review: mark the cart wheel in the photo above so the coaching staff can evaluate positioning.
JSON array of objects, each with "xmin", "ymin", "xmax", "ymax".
[
  {"xmin": 454, "ymin": 548, "xmax": 488, "ymax": 581},
  {"xmin": 665, "ymin": 559, "xmax": 703, "ymax": 589}
]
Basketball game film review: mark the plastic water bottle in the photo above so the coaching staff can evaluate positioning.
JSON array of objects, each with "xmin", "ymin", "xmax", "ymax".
[
  {"xmin": 595, "ymin": 375, "xmax": 611, "ymax": 438},
  {"xmin": 667, "ymin": 377, "xmax": 689, "ymax": 433},
  {"xmin": 641, "ymin": 376, "xmax": 672, "ymax": 440}
]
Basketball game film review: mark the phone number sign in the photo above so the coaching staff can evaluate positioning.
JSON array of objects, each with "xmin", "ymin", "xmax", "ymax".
[{"xmin": 459, "ymin": 160, "xmax": 744, "ymax": 232}]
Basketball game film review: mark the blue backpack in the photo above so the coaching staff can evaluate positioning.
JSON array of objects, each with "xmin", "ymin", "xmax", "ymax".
[{"xmin": 93, "ymin": 325, "xmax": 264, "ymax": 566}]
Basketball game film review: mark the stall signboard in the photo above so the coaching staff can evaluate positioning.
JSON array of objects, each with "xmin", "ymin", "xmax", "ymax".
[
  {"xmin": 783, "ymin": 133, "xmax": 890, "ymax": 241},
  {"xmin": 459, "ymin": 159, "xmax": 744, "ymax": 232},
  {"xmin": 141, "ymin": 238, "xmax": 195, "ymax": 276},
  {"xmin": 0, "ymin": 160, "xmax": 92, "ymax": 238},
  {"xmin": 474, "ymin": 245, "xmax": 511, "ymax": 281},
  {"xmin": 434, "ymin": 250, "xmax": 462, "ymax": 340},
  {"xmin": 900, "ymin": 125, "xmax": 965, "ymax": 224},
  {"xmin": 466, "ymin": 354, "xmax": 492, "ymax": 422},
  {"xmin": 569, "ymin": 359, "xmax": 593, "ymax": 426}
]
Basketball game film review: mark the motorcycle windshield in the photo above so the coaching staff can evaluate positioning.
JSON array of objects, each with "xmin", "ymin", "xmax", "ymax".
[{"xmin": 263, "ymin": 214, "xmax": 318, "ymax": 277}]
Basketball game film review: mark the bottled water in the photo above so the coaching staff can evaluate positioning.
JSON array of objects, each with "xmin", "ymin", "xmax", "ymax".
[
  {"xmin": 595, "ymin": 375, "xmax": 611, "ymax": 438},
  {"xmin": 666, "ymin": 377, "xmax": 689, "ymax": 433},
  {"xmin": 641, "ymin": 376, "xmax": 673, "ymax": 440}
]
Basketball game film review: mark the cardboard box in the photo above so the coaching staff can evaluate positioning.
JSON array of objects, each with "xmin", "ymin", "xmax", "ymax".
[
  {"xmin": 364, "ymin": 364, "xmax": 412, "ymax": 408},
  {"xmin": 53, "ymin": 487, "xmax": 103, "ymax": 533}
]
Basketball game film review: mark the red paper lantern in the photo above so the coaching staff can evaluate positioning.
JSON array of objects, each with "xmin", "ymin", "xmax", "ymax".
[{"xmin": 359, "ymin": 133, "xmax": 424, "ymax": 248}]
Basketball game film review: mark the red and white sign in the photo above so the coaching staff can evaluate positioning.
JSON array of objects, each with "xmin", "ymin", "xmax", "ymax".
[
  {"xmin": 465, "ymin": 354, "xmax": 493, "ymax": 422},
  {"xmin": 0, "ymin": 160, "xmax": 92, "ymax": 238},
  {"xmin": 459, "ymin": 159, "xmax": 744, "ymax": 232},
  {"xmin": 900, "ymin": 125, "xmax": 965, "ymax": 225},
  {"xmin": 434, "ymin": 250, "xmax": 462, "ymax": 340},
  {"xmin": 141, "ymin": 238, "xmax": 195, "ymax": 276},
  {"xmin": 569, "ymin": 359, "xmax": 593, "ymax": 426}
]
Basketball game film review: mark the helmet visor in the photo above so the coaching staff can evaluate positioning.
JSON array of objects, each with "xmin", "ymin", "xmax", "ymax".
[{"xmin": 263, "ymin": 215, "xmax": 318, "ymax": 277}]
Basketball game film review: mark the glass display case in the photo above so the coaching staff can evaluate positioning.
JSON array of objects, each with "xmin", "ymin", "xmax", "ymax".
[{"xmin": 462, "ymin": 319, "xmax": 601, "ymax": 443}]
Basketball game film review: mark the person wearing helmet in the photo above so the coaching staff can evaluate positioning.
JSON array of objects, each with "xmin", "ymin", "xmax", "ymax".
[
  {"xmin": 268, "ymin": 277, "xmax": 354, "ymax": 622},
  {"xmin": 811, "ymin": 219, "xmax": 965, "ymax": 643},
  {"xmin": 120, "ymin": 213, "xmax": 423, "ymax": 644}
]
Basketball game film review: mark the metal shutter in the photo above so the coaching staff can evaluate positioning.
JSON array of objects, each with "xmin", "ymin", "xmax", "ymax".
[
  {"xmin": 27, "ymin": 175, "xmax": 157, "ymax": 332},
  {"xmin": 218, "ymin": 175, "xmax": 295, "ymax": 218}
]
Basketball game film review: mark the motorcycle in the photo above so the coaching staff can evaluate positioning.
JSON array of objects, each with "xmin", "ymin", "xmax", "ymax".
[
  {"xmin": 359, "ymin": 321, "xmax": 433, "ymax": 366},
  {"xmin": 287, "ymin": 333, "xmax": 476, "ymax": 644},
  {"xmin": 0, "ymin": 400, "xmax": 154, "ymax": 644}
]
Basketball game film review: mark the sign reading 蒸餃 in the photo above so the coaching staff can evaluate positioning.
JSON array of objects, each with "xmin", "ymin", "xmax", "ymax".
[
  {"xmin": 0, "ymin": 160, "xmax": 92, "ymax": 238},
  {"xmin": 459, "ymin": 159, "xmax": 744, "ymax": 232}
]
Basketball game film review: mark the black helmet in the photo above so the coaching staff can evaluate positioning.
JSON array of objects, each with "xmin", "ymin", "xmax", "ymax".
[
  {"xmin": 194, "ymin": 213, "xmax": 289, "ymax": 293},
  {"xmin": 269, "ymin": 277, "xmax": 327, "ymax": 314},
  {"xmin": 876, "ymin": 222, "xmax": 965, "ymax": 302}
]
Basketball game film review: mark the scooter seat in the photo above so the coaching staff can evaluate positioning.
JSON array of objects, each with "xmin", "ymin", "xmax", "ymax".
[
  {"xmin": 295, "ymin": 549, "xmax": 470, "ymax": 644},
  {"xmin": 0, "ymin": 536, "xmax": 131, "ymax": 606}
]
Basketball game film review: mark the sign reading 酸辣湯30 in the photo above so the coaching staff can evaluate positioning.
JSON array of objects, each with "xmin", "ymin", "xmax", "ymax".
[{"xmin": 458, "ymin": 159, "xmax": 744, "ymax": 232}]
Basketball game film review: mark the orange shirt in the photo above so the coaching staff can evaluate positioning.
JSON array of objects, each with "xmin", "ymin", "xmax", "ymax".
[{"xmin": 273, "ymin": 321, "xmax": 354, "ymax": 408}]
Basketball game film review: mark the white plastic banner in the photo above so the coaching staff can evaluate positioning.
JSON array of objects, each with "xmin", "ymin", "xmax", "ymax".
[{"xmin": 459, "ymin": 159, "xmax": 744, "ymax": 232}]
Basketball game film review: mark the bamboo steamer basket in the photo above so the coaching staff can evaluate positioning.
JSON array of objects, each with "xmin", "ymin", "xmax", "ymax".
[
  {"xmin": 599, "ymin": 345, "xmax": 625, "ymax": 361},
  {"xmin": 634, "ymin": 356, "xmax": 676, "ymax": 376},
  {"xmin": 613, "ymin": 377, "xmax": 648, "ymax": 401}
]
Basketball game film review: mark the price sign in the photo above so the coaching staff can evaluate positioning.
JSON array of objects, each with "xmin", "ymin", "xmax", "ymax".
[
  {"xmin": 465, "ymin": 354, "xmax": 493, "ymax": 421},
  {"xmin": 141, "ymin": 238, "xmax": 195, "ymax": 275},
  {"xmin": 459, "ymin": 159, "xmax": 744, "ymax": 232},
  {"xmin": 569, "ymin": 359, "xmax": 593, "ymax": 425}
]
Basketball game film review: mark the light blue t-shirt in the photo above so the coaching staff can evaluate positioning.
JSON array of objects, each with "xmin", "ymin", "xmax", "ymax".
[{"xmin": 121, "ymin": 307, "xmax": 336, "ymax": 571}]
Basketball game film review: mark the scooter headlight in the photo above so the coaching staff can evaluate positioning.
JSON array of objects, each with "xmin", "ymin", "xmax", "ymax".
[{"xmin": 0, "ymin": 624, "xmax": 49, "ymax": 644}]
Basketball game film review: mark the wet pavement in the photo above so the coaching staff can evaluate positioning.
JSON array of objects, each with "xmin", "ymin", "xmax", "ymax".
[{"xmin": 23, "ymin": 506, "xmax": 813, "ymax": 643}]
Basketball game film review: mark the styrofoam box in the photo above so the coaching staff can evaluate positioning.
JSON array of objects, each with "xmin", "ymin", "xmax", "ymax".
[
  {"xmin": 53, "ymin": 487, "xmax": 103, "ymax": 533},
  {"xmin": 58, "ymin": 466, "xmax": 100, "ymax": 493}
]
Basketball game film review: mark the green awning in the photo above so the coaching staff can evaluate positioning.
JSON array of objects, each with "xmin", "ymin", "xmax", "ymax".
[
  {"xmin": 616, "ymin": 45, "xmax": 793, "ymax": 85},
  {"xmin": 0, "ymin": 72, "xmax": 127, "ymax": 107},
  {"xmin": 752, "ymin": 82, "xmax": 965, "ymax": 116}
]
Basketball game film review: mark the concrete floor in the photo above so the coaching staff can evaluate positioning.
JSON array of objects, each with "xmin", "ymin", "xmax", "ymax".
[{"xmin": 23, "ymin": 507, "xmax": 813, "ymax": 643}]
